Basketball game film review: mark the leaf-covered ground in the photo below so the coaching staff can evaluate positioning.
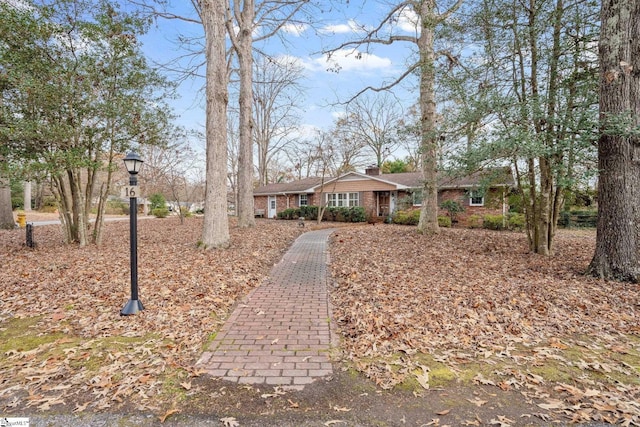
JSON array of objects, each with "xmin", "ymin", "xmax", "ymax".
[
  {"xmin": 0, "ymin": 215, "xmax": 307, "ymax": 414},
  {"xmin": 330, "ymin": 225, "xmax": 640, "ymax": 425},
  {"xmin": 1, "ymin": 216, "xmax": 640, "ymax": 425}
]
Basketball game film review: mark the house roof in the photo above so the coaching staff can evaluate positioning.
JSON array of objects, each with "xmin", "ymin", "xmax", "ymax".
[
  {"xmin": 253, "ymin": 167, "xmax": 514, "ymax": 195},
  {"xmin": 253, "ymin": 177, "xmax": 324, "ymax": 195}
]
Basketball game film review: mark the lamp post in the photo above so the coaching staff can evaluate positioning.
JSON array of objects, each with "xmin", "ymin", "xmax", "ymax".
[{"xmin": 121, "ymin": 152, "xmax": 144, "ymax": 315}]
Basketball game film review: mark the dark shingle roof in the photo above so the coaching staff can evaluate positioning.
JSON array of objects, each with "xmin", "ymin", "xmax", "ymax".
[
  {"xmin": 374, "ymin": 168, "xmax": 514, "ymax": 188},
  {"xmin": 253, "ymin": 177, "xmax": 324, "ymax": 195},
  {"xmin": 253, "ymin": 168, "xmax": 514, "ymax": 195}
]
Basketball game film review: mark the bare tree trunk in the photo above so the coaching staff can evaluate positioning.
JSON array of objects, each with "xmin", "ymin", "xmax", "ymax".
[
  {"xmin": 23, "ymin": 181, "xmax": 32, "ymax": 211},
  {"xmin": 234, "ymin": 0, "xmax": 256, "ymax": 228},
  {"xmin": 200, "ymin": 0, "xmax": 230, "ymax": 249},
  {"xmin": 417, "ymin": 0, "xmax": 440, "ymax": 235},
  {"xmin": 588, "ymin": 0, "xmax": 640, "ymax": 282},
  {"xmin": 0, "ymin": 176, "xmax": 14, "ymax": 229}
]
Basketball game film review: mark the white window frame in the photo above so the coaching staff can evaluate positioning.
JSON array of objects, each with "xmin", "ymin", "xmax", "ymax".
[
  {"xmin": 326, "ymin": 192, "xmax": 359, "ymax": 207},
  {"xmin": 469, "ymin": 191, "xmax": 484, "ymax": 207},
  {"xmin": 299, "ymin": 194, "xmax": 308, "ymax": 206}
]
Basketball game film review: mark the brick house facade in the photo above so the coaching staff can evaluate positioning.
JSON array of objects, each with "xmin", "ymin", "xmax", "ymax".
[{"xmin": 253, "ymin": 167, "xmax": 514, "ymax": 221}]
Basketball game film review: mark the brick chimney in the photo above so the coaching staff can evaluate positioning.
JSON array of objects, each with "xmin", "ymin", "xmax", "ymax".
[{"xmin": 365, "ymin": 165, "xmax": 381, "ymax": 176}]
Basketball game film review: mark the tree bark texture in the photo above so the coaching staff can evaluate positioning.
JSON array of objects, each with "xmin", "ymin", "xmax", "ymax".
[
  {"xmin": 417, "ymin": 0, "xmax": 440, "ymax": 235},
  {"xmin": 200, "ymin": 0, "xmax": 230, "ymax": 249},
  {"xmin": 588, "ymin": 0, "xmax": 640, "ymax": 282},
  {"xmin": 234, "ymin": 0, "xmax": 256, "ymax": 228},
  {"xmin": 0, "ymin": 176, "xmax": 14, "ymax": 229}
]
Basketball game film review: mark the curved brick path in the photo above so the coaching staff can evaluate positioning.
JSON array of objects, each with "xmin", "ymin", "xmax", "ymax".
[{"xmin": 196, "ymin": 228, "xmax": 335, "ymax": 389}]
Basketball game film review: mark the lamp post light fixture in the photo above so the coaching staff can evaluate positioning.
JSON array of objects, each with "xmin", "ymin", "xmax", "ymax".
[{"xmin": 121, "ymin": 151, "xmax": 144, "ymax": 316}]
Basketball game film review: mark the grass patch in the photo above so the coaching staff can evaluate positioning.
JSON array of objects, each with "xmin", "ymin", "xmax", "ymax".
[
  {"xmin": 0, "ymin": 316, "xmax": 71, "ymax": 354},
  {"xmin": 202, "ymin": 331, "xmax": 218, "ymax": 351}
]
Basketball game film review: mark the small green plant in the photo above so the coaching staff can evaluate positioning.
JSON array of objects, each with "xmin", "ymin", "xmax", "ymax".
[
  {"xmin": 277, "ymin": 208, "xmax": 298, "ymax": 219},
  {"xmin": 467, "ymin": 214, "xmax": 482, "ymax": 229},
  {"xmin": 507, "ymin": 213, "xmax": 525, "ymax": 231},
  {"xmin": 180, "ymin": 207, "xmax": 193, "ymax": 218},
  {"xmin": 392, "ymin": 209, "xmax": 421, "ymax": 225},
  {"xmin": 105, "ymin": 199, "xmax": 128, "ymax": 215},
  {"xmin": 299, "ymin": 205, "xmax": 319, "ymax": 220},
  {"xmin": 437, "ymin": 215, "xmax": 452, "ymax": 227},
  {"xmin": 440, "ymin": 199, "xmax": 464, "ymax": 223},
  {"xmin": 152, "ymin": 207, "xmax": 169, "ymax": 218},
  {"xmin": 149, "ymin": 193, "xmax": 167, "ymax": 212},
  {"xmin": 482, "ymin": 214, "xmax": 505, "ymax": 230}
]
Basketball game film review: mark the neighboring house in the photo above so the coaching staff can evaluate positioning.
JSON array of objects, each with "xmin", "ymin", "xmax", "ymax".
[{"xmin": 253, "ymin": 166, "xmax": 515, "ymax": 222}]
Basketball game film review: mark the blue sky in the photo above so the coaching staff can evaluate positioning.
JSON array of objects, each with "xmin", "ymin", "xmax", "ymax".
[{"xmin": 136, "ymin": 1, "xmax": 420, "ymax": 138}]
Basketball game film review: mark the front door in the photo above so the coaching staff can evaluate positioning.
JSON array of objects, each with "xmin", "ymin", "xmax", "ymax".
[
  {"xmin": 268, "ymin": 196, "xmax": 277, "ymax": 218},
  {"xmin": 378, "ymin": 192, "xmax": 390, "ymax": 217}
]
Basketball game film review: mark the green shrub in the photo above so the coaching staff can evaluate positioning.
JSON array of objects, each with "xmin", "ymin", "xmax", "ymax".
[
  {"xmin": 106, "ymin": 199, "xmax": 128, "ymax": 215},
  {"xmin": 347, "ymin": 206, "xmax": 366, "ymax": 222},
  {"xmin": 40, "ymin": 198, "xmax": 58, "ymax": 213},
  {"xmin": 392, "ymin": 209, "xmax": 421, "ymax": 225},
  {"xmin": 180, "ymin": 207, "xmax": 193, "ymax": 218},
  {"xmin": 440, "ymin": 200, "xmax": 464, "ymax": 223},
  {"xmin": 438, "ymin": 216, "xmax": 452, "ymax": 227},
  {"xmin": 299, "ymin": 205, "xmax": 318, "ymax": 220},
  {"xmin": 277, "ymin": 208, "xmax": 298, "ymax": 219},
  {"xmin": 149, "ymin": 193, "xmax": 167, "ymax": 211},
  {"xmin": 482, "ymin": 214, "xmax": 505, "ymax": 230},
  {"xmin": 467, "ymin": 214, "xmax": 482, "ymax": 229},
  {"xmin": 152, "ymin": 207, "xmax": 169, "ymax": 218},
  {"xmin": 507, "ymin": 213, "xmax": 525, "ymax": 231}
]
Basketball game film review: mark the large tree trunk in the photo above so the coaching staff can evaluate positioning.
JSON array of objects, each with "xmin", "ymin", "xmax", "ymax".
[
  {"xmin": 588, "ymin": 0, "xmax": 640, "ymax": 282},
  {"xmin": 0, "ymin": 176, "xmax": 14, "ymax": 229},
  {"xmin": 23, "ymin": 181, "xmax": 32, "ymax": 211},
  {"xmin": 235, "ymin": 1, "xmax": 256, "ymax": 228},
  {"xmin": 417, "ymin": 0, "xmax": 440, "ymax": 235},
  {"xmin": 200, "ymin": 0, "xmax": 230, "ymax": 249}
]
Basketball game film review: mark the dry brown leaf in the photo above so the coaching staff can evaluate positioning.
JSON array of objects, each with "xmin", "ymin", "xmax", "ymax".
[
  {"xmin": 467, "ymin": 397, "xmax": 488, "ymax": 407},
  {"xmin": 159, "ymin": 408, "xmax": 181, "ymax": 423}
]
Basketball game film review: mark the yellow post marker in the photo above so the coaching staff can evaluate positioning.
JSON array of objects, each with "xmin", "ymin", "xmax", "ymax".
[{"xmin": 17, "ymin": 212, "xmax": 26, "ymax": 228}]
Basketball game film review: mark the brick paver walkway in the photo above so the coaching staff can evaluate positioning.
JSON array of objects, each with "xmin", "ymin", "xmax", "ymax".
[{"xmin": 196, "ymin": 228, "xmax": 335, "ymax": 388}]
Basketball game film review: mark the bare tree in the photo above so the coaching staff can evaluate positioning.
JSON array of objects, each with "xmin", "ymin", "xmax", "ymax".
[
  {"xmin": 327, "ymin": 119, "xmax": 368, "ymax": 173},
  {"xmin": 227, "ymin": 1, "xmax": 312, "ymax": 229},
  {"xmin": 325, "ymin": 0, "xmax": 464, "ymax": 234},
  {"xmin": 310, "ymin": 130, "xmax": 339, "ymax": 224},
  {"xmin": 337, "ymin": 93, "xmax": 402, "ymax": 168},
  {"xmin": 140, "ymin": 141, "xmax": 202, "ymax": 224},
  {"xmin": 254, "ymin": 56, "xmax": 305, "ymax": 186},
  {"xmin": 285, "ymin": 139, "xmax": 322, "ymax": 180}
]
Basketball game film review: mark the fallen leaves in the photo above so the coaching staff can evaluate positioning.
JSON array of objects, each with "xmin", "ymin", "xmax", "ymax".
[
  {"xmin": 329, "ymin": 225, "xmax": 640, "ymax": 424},
  {"xmin": 0, "ymin": 217, "xmax": 307, "ymax": 413}
]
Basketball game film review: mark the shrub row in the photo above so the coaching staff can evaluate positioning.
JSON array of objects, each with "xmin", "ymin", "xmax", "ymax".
[
  {"xmin": 277, "ymin": 205, "xmax": 367, "ymax": 223},
  {"xmin": 391, "ymin": 209, "xmax": 526, "ymax": 231},
  {"xmin": 474, "ymin": 213, "xmax": 525, "ymax": 231}
]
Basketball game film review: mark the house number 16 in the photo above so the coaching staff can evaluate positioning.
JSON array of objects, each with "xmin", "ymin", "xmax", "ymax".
[{"xmin": 122, "ymin": 186, "xmax": 140, "ymax": 198}]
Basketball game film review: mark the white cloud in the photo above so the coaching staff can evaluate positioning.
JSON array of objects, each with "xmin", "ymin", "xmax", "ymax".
[
  {"xmin": 320, "ymin": 19, "xmax": 366, "ymax": 35},
  {"xmin": 395, "ymin": 8, "xmax": 420, "ymax": 33},
  {"xmin": 308, "ymin": 49, "xmax": 393, "ymax": 74},
  {"xmin": 281, "ymin": 23, "xmax": 308, "ymax": 36}
]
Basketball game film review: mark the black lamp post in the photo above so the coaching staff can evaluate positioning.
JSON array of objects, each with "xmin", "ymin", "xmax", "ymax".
[{"xmin": 121, "ymin": 152, "xmax": 144, "ymax": 316}]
